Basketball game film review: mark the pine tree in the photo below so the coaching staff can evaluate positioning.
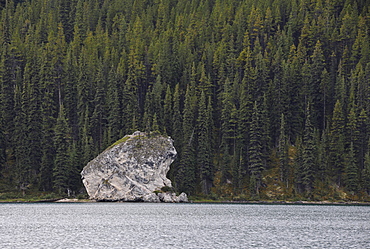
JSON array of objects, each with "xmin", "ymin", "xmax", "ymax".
[
  {"xmin": 122, "ymin": 74, "xmax": 139, "ymax": 134},
  {"xmin": 150, "ymin": 75, "xmax": 165, "ymax": 133},
  {"xmin": 320, "ymin": 68, "xmax": 331, "ymax": 130},
  {"xmin": 309, "ymin": 40, "xmax": 325, "ymax": 129},
  {"xmin": 0, "ymin": 110, "xmax": 4, "ymax": 172},
  {"xmin": 177, "ymin": 85, "xmax": 196, "ymax": 195},
  {"xmin": 344, "ymin": 142, "xmax": 358, "ymax": 192},
  {"xmin": 106, "ymin": 66, "xmax": 121, "ymax": 144},
  {"xmin": 91, "ymin": 63, "xmax": 107, "ymax": 151},
  {"xmin": 172, "ymin": 84, "xmax": 182, "ymax": 149},
  {"xmin": 53, "ymin": 105, "xmax": 70, "ymax": 194},
  {"xmin": 64, "ymin": 49, "xmax": 79, "ymax": 141},
  {"xmin": 170, "ymin": 84, "xmax": 182, "ymax": 185},
  {"xmin": 13, "ymin": 84, "xmax": 30, "ymax": 193},
  {"xmin": 328, "ymin": 100, "xmax": 346, "ymax": 186},
  {"xmin": 221, "ymin": 77, "xmax": 237, "ymax": 152},
  {"xmin": 363, "ymin": 141, "xmax": 370, "ymax": 195},
  {"xmin": 0, "ymin": 45, "xmax": 16, "ymax": 148},
  {"xmin": 197, "ymin": 91, "xmax": 213, "ymax": 195},
  {"xmin": 67, "ymin": 141, "xmax": 82, "ymax": 193},
  {"xmin": 356, "ymin": 109, "xmax": 368, "ymax": 171},
  {"xmin": 59, "ymin": 0, "xmax": 74, "ymax": 43},
  {"xmin": 278, "ymin": 113, "xmax": 289, "ymax": 187},
  {"xmin": 237, "ymin": 77, "xmax": 253, "ymax": 184},
  {"xmin": 151, "ymin": 113, "xmax": 160, "ymax": 134},
  {"xmin": 248, "ymin": 101, "xmax": 264, "ymax": 195},
  {"xmin": 220, "ymin": 77, "xmax": 238, "ymax": 188},
  {"xmin": 301, "ymin": 104, "xmax": 316, "ymax": 193},
  {"xmin": 163, "ymin": 85, "xmax": 172, "ymax": 135},
  {"xmin": 39, "ymin": 49, "xmax": 57, "ymax": 192}
]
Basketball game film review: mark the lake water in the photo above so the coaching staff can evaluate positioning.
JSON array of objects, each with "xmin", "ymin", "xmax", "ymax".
[{"xmin": 0, "ymin": 203, "xmax": 369, "ymax": 248}]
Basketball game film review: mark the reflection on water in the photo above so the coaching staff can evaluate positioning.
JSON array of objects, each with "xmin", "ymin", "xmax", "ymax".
[{"xmin": 0, "ymin": 203, "xmax": 369, "ymax": 248}]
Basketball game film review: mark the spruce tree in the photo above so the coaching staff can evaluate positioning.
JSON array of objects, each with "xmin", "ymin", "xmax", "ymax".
[
  {"xmin": 53, "ymin": 105, "xmax": 70, "ymax": 194},
  {"xmin": 39, "ymin": 49, "xmax": 57, "ymax": 192},
  {"xmin": 302, "ymin": 105, "xmax": 316, "ymax": 193},
  {"xmin": 0, "ymin": 45, "xmax": 16, "ymax": 147},
  {"xmin": 278, "ymin": 113, "xmax": 289, "ymax": 187},
  {"xmin": 177, "ymin": 85, "xmax": 196, "ymax": 195},
  {"xmin": 197, "ymin": 91, "xmax": 213, "ymax": 195},
  {"xmin": 171, "ymin": 84, "xmax": 182, "ymax": 142},
  {"xmin": 64, "ymin": 49, "xmax": 79, "ymax": 141},
  {"xmin": 91, "ymin": 63, "xmax": 107, "ymax": 151},
  {"xmin": 356, "ymin": 109, "xmax": 368, "ymax": 170},
  {"xmin": 0, "ymin": 114, "xmax": 4, "ymax": 172},
  {"xmin": 163, "ymin": 85, "xmax": 172, "ymax": 135},
  {"xmin": 248, "ymin": 101, "xmax": 264, "ymax": 195},
  {"xmin": 309, "ymin": 40, "xmax": 325, "ymax": 129},
  {"xmin": 363, "ymin": 143, "xmax": 370, "ymax": 195},
  {"xmin": 67, "ymin": 141, "xmax": 82, "ymax": 193},
  {"xmin": 13, "ymin": 84, "xmax": 30, "ymax": 193},
  {"xmin": 344, "ymin": 142, "xmax": 358, "ymax": 192},
  {"xmin": 329, "ymin": 100, "xmax": 346, "ymax": 186},
  {"xmin": 106, "ymin": 66, "xmax": 121, "ymax": 144}
]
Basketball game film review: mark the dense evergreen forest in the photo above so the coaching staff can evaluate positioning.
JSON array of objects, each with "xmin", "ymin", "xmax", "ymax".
[{"xmin": 1, "ymin": 0, "xmax": 370, "ymax": 201}]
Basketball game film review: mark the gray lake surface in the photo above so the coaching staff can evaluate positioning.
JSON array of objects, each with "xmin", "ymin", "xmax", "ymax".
[{"xmin": 0, "ymin": 203, "xmax": 369, "ymax": 248}]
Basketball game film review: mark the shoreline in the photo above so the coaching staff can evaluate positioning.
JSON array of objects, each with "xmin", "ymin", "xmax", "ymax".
[
  {"xmin": 1, "ymin": 198, "xmax": 370, "ymax": 206},
  {"xmin": 191, "ymin": 200, "xmax": 370, "ymax": 206}
]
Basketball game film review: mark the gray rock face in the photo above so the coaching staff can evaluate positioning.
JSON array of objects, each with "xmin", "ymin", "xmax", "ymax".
[{"xmin": 81, "ymin": 131, "xmax": 188, "ymax": 202}]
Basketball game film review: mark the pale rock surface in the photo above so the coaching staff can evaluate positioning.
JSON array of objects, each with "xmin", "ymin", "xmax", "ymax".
[
  {"xmin": 157, "ymin": 192, "xmax": 189, "ymax": 203},
  {"xmin": 81, "ymin": 131, "xmax": 188, "ymax": 202}
]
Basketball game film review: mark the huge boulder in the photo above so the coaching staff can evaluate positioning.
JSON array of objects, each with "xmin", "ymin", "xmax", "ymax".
[{"xmin": 81, "ymin": 131, "xmax": 188, "ymax": 202}]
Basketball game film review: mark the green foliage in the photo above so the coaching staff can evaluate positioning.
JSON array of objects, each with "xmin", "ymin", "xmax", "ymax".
[
  {"xmin": 107, "ymin": 136, "xmax": 132, "ymax": 150},
  {"xmin": 301, "ymin": 105, "xmax": 316, "ymax": 193},
  {"xmin": 161, "ymin": 186, "xmax": 174, "ymax": 193},
  {"xmin": 249, "ymin": 101, "xmax": 264, "ymax": 195},
  {"xmin": 53, "ymin": 105, "xmax": 70, "ymax": 194},
  {"xmin": 0, "ymin": 0, "xmax": 369, "ymax": 200}
]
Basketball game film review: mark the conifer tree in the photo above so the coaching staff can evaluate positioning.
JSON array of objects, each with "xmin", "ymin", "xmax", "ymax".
[
  {"xmin": 301, "ymin": 104, "xmax": 316, "ymax": 193},
  {"xmin": 0, "ymin": 112, "xmax": 4, "ymax": 171},
  {"xmin": 67, "ymin": 141, "xmax": 82, "ymax": 193},
  {"xmin": 39, "ymin": 49, "xmax": 57, "ymax": 192},
  {"xmin": 23, "ymin": 60, "xmax": 44, "ymax": 185},
  {"xmin": 237, "ymin": 77, "xmax": 253, "ymax": 178},
  {"xmin": 177, "ymin": 85, "xmax": 196, "ymax": 195},
  {"xmin": 363, "ymin": 143, "xmax": 370, "ymax": 195},
  {"xmin": 329, "ymin": 100, "xmax": 346, "ymax": 186},
  {"xmin": 106, "ymin": 67, "xmax": 121, "ymax": 144},
  {"xmin": 172, "ymin": 84, "xmax": 182, "ymax": 149},
  {"xmin": 64, "ymin": 49, "xmax": 79, "ymax": 141},
  {"xmin": 356, "ymin": 109, "xmax": 368, "ymax": 170},
  {"xmin": 163, "ymin": 85, "xmax": 172, "ymax": 135},
  {"xmin": 151, "ymin": 113, "xmax": 160, "ymax": 134},
  {"xmin": 53, "ymin": 105, "xmax": 70, "ymax": 194},
  {"xmin": 169, "ymin": 84, "xmax": 182, "ymax": 184},
  {"xmin": 221, "ymin": 77, "xmax": 237, "ymax": 152},
  {"xmin": 13, "ymin": 84, "xmax": 30, "ymax": 193},
  {"xmin": 197, "ymin": 91, "xmax": 213, "ymax": 195},
  {"xmin": 278, "ymin": 113, "xmax": 289, "ymax": 186},
  {"xmin": 0, "ymin": 45, "xmax": 16, "ymax": 145},
  {"xmin": 91, "ymin": 63, "xmax": 107, "ymax": 151},
  {"xmin": 151, "ymin": 75, "xmax": 165, "ymax": 133},
  {"xmin": 248, "ymin": 101, "xmax": 264, "ymax": 195},
  {"xmin": 344, "ymin": 142, "xmax": 358, "ymax": 192},
  {"xmin": 310, "ymin": 40, "xmax": 325, "ymax": 129}
]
